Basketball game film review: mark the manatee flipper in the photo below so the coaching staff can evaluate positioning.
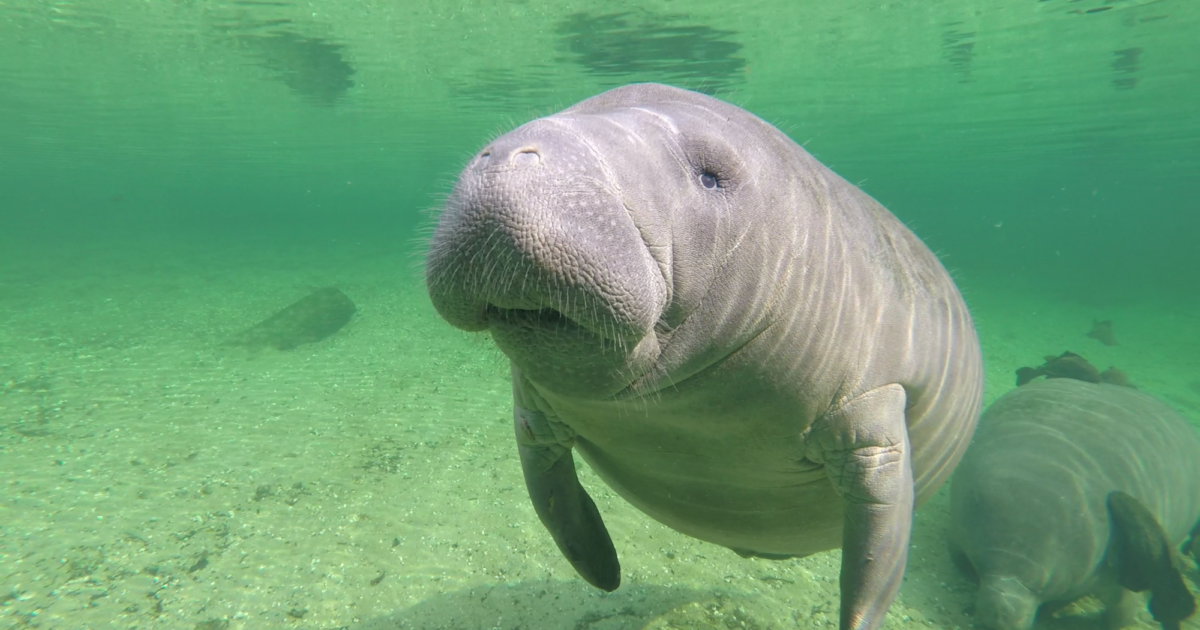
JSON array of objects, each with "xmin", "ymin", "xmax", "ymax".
[
  {"xmin": 975, "ymin": 575, "xmax": 1040, "ymax": 630},
  {"xmin": 1095, "ymin": 577, "xmax": 1140, "ymax": 630},
  {"xmin": 512, "ymin": 372, "xmax": 619, "ymax": 591},
  {"xmin": 812, "ymin": 384, "xmax": 914, "ymax": 630},
  {"xmin": 1106, "ymin": 490, "xmax": 1196, "ymax": 630},
  {"xmin": 953, "ymin": 541, "xmax": 1042, "ymax": 630}
]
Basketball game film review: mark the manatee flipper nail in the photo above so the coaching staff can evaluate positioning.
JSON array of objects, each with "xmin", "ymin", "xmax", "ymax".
[{"xmin": 1106, "ymin": 490, "xmax": 1196, "ymax": 630}]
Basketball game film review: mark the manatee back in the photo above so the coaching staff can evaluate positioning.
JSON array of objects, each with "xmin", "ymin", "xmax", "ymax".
[{"xmin": 950, "ymin": 379, "xmax": 1200, "ymax": 610}]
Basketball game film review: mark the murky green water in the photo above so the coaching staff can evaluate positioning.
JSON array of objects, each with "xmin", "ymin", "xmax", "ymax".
[{"xmin": 1, "ymin": 1, "xmax": 1197, "ymax": 629}]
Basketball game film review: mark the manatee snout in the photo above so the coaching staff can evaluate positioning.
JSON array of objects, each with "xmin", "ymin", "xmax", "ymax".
[{"xmin": 426, "ymin": 117, "xmax": 668, "ymax": 397}]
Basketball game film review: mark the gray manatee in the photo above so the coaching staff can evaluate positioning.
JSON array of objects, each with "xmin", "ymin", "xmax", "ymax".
[
  {"xmin": 426, "ymin": 83, "xmax": 984, "ymax": 630},
  {"xmin": 950, "ymin": 378, "xmax": 1200, "ymax": 630}
]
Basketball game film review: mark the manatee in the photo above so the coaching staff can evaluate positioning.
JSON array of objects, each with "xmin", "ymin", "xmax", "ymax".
[
  {"xmin": 949, "ymin": 378, "xmax": 1200, "ymax": 630},
  {"xmin": 425, "ymin": 83, "xmax": 984, "ymax": 630}
]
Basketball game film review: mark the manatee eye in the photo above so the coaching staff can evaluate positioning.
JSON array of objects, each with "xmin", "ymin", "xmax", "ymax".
[{"xmin": 699, "ymin": 172, "xmax": 718, "ymax": 189}]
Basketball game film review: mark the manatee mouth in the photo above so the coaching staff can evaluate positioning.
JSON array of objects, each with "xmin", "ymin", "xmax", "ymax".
[
  {"xmin": 484, "ymin": 301, "xmax": 664, "ymax": 400},
  {"xmin": 485, "ymin": 305, "xmax": 573, "ymax": 330},
  {"xmin": 484, "ymin": 304, "xmax": 636, "ymax": 347}
]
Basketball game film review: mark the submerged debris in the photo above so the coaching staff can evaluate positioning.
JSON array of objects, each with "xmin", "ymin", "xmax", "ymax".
[
  {"xmin": 1098, "ymin": 366, "xmax": 1133, "ymax": 388},
  {"xmin": 225, "ymin": 287, "xmax": 356, "ymax": 351},
  {"xmin": 1015, "ymin": 351, "xmax": 1134, "ymax": 388},
  {"xmin": 1086, "ymin": 319, "xmax": 1119, "ymax": 346}
]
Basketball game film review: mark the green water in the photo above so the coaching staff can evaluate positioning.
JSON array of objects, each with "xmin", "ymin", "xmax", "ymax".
[{"xmin": 1, "ymin": 1, "xmax": 1198, "ymax": 629}]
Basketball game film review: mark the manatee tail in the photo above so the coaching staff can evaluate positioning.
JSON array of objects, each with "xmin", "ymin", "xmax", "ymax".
[{"xmin": 1105, "ymin": 490, "xmax": 1196, "ymax": 630}]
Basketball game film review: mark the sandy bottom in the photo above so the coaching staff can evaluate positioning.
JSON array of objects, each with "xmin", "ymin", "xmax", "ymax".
[{"xmin": 1, "ymin": 233, "xmax": 1197, "ymax": 630}]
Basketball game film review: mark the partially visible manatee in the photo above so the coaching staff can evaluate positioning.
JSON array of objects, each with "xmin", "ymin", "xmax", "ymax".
[
  {"xmin": 950, "ymin": 379, "xmax": 1200, "ymax": 630},
  {"xmin": 426, "ymin": 83, "xmax": 983, "ymax": 630}
]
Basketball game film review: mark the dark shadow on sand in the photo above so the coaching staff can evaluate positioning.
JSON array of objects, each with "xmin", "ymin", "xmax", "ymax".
[{"xmin": 351, "ymin": 579, "xmax": 712, "ymax": 630}]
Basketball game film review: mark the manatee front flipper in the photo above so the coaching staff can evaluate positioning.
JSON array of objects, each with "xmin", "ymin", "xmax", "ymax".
[
  {"xmin": 809, "ymin": 384, "xmax": 914, "ymax": 630},
  {"xmin": 512, "ymin": 372, "xmax": 620, "ymax": 591},
  {"xmin": 1106, "ymin": 491, "xmax": 1196, "ymax": 630}
]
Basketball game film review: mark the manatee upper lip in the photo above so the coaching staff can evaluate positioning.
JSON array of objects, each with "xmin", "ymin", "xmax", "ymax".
[
  {"xmin": 484, "ymin": 302, "xmax": 648, "ymax": 349},
  {"xmin": 485, "ymin": 304, "xmax": 572, "ymax": 329}
]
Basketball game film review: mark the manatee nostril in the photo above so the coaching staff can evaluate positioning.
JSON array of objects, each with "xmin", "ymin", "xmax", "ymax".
[{"xmin": 513, "ymin": 148, "xmax": 540, "ymax": 167}]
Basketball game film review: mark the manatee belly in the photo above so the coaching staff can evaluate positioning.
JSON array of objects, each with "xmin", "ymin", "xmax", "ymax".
[
  {"xmin": 575, "ymin": 436, "xmax": 842, "ymax": 556},
  {"xmin": 541, "ymin": 363, "xmax": 844, "ymax": 556}
]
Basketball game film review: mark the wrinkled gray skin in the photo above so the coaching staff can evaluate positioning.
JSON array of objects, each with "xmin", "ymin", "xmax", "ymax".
[
  {"xmin": 950, "ymin": 379, "xmax": 1200, "ymax": 630},
  {"xmin": 426, "ymin": 83, "xmax": 984, "ymax": 630}
]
